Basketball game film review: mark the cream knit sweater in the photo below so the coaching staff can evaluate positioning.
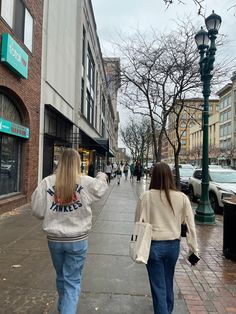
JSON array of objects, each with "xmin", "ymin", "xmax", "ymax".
[{"xmin": 135, "ymin": 189, "xmax": 199, "ymax": 254}]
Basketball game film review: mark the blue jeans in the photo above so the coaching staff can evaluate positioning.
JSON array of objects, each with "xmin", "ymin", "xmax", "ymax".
[
  {"xmin": 48, "ymin": 239, "xmax": 88, "ymax": 314},
  {"xmin": 146, "ymin": 239, "xmax": 180, "ymax": 314}
]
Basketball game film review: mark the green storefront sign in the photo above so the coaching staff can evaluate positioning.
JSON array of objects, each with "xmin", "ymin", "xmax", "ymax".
[
  {"xmin": 1, "ymin": 33, "xmax": 28, "ymax": 79},
  {"xmin": 0, "ymin": 118, "xmax": 30, "ymax": 139}
]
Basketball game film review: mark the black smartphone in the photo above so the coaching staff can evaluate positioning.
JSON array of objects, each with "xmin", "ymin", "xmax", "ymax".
[{"xmin": 188, "ymin": 253, "xmax": 200, "ymax": 265}]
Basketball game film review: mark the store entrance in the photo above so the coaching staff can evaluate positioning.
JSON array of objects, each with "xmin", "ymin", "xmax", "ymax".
[
  {"xmin": 43, "ymin": 136, "xmax": 71, "ymax": 178},
  {"xmin": 43, "ymin": 136, "xmax": 54, "ymax": 178}
]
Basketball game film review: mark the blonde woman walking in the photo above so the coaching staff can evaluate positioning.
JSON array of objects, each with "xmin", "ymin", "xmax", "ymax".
[{"xmin": 31, "ymin": 149, "xmax": 107, "ymax": 314}]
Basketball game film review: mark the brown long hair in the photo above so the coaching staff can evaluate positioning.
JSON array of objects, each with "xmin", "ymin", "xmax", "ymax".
[
  {"xmin": 149, "ymin": 162, "xmax": 176, "ymax": 212},
  {"xmin": 54, "ymin": 148, "xmax": 81, "ymax": 205}
]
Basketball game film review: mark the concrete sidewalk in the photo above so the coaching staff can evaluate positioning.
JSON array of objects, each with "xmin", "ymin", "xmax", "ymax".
[{"xmin": 0, "ymin": 177, "xmax": 236, "ymax": 313}]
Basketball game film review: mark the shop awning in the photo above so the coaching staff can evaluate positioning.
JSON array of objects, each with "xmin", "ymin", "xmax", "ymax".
[
  {"xmin": 93, "ymin": 138, "xmax": 108, "ymax": 151},
  {"xmin": 94, "ymin": 138, "xmax": 116, "ymax": 158},
  {"xmin": 79, "ymin": 130, "xmax": 112, "ymax": 156},
  {"xmin": 108, "ymin": 148, "xmax": 115, "ymax": 157}
]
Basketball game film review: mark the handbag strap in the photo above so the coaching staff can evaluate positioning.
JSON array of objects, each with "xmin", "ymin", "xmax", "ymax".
[{"xmin": 139, "ymin": 191, "xmax": 150, "ymax": 223}]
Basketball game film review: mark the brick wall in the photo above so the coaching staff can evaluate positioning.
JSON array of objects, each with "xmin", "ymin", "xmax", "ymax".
[{"xmin": 0, "ymin": 0, "xmax": 43, "ymax": 213}]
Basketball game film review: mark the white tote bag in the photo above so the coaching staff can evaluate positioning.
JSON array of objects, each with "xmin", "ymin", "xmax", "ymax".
[
  {"xmin": 129, "ymin": 194, "xmax": 152, "ymax": 264},
  {"xmin": 129, "ymin": 219, "xmax": 152, "ymax": 264}
]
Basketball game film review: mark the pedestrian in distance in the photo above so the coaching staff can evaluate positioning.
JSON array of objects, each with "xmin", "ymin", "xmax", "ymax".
[
  {"xmin": 134, "ymin": 162, "xmax": 199, "ymax": 314},
  {"xmin": 31, "ymin": 148, "xmax": 108, "ymax": 314},
  {"xmin": 116, "ymin": 165, "xmax": 122, "ymax": 185},
  {"xmin": 105, "ymin": 161, "xmax": 112, "ymax": 184},
  {"xmin": 130, "ymin": 162, "xmax": 135, "ymax": 181},
  {"xmin": 123, "ymin": 162, "xmax": 129, "ymax": 180},
  {"xmin": 112, "ymin": 162, "xmax": 118, "ymax": 178},
  {"xmin": 135, "ymin": 160, "xmax": 142, "ymax": 182}
]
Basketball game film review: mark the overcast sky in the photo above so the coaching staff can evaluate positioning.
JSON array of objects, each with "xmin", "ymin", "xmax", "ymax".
[
  {"xmin": 92, "ymin": 0, "xmax": 236, "ymax": 57},
  {"xmin": 91, "ymin": 0, "xmax": 236, "ymax": 147}
]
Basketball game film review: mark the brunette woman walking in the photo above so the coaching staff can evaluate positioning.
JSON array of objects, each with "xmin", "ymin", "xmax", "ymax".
[{"xmin": 135, "ymin": 162, "xmax": 199, "ymax": 314}]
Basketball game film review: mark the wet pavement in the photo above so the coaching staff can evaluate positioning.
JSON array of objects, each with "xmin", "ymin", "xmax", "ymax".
[{"xmin": 0, "ymin": 176, "xmax": 236, "ymax": 313}]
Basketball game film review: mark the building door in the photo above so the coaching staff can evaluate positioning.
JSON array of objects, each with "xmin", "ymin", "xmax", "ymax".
[{"xmin": 43, "ymin": 136, "xmax": 54, "ymax": 178}]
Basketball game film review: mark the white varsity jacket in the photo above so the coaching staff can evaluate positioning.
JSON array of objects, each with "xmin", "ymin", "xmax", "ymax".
[{"xmin": 31, "ymin": 172, "xmax": 108, "ymax": 242}]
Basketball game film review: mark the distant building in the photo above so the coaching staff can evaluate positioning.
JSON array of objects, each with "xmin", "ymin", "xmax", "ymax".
[
  {"xmin": 39, "ymin": 0, "xmax": 120, "ymax": 179},
  {"xmin": 103, "ymin": 58, "xmax": 121, "ymax": 157},
  {"xmin": 116, "ymin": 148, "xmax": 127, "ymax": 163},
  {"xmin": 190, "ymin": 111, "xmax": 219, "ymax": 166},
  {"xmin": 167, "ymin": 98, "xmax": 219, "ymax": 164},
  {"xmin": 217, "ymin": 73, "xmax": 236, "ymax": 167}
]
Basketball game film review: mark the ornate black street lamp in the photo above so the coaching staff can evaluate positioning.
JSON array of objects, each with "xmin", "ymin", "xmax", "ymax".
[{"xmin": 194, "ymin": 11, "xmax": 222, "ymax": 224}]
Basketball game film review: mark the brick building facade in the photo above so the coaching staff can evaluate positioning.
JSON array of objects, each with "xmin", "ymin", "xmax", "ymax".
[{"xmin": 0, "ymin": 0, "xmax": 43, "ymax": 212}]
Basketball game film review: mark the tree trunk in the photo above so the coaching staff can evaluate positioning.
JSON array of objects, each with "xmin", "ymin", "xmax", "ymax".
[
  {"xmin": 174, "ymin": 153, "xmax": 180, "ymax": 190},
  {"xmin": 149, "ymin": 111, "xmax": 158, "ymax": 162},
  {"xmin": 157, "ymin": 118, "xmax": 167, "ymax": 162}
]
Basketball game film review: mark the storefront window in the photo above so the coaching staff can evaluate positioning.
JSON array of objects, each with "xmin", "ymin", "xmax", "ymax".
[
  {"xmin": 0, "ymin": 134, "xmax": 20, "ymax": 196},
  {"xmin": 53, "ymin": 145, "xmax": 65, "ymax": 171},
  {"xmin": 0, "ymin": 93, "xmax": 22, "ymax": 197},
  {"xmin": 79, "ymin": 148, "xmax": 90, "ymax": 174},
  {"xmin": 96, "ymin": 155, "xmax": 103, "ymax": 172},
  {"xmin": 0, "ymin": 94, "xmax": 21, "ymax": 122}
]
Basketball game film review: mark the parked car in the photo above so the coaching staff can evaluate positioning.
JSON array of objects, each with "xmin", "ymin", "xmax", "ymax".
[
  {"xmin": 179, "ymin": 164, "xmax": 195, "ymax": 169},
  {"xmin": 208, "ymin": 165, "xmax": 223, "ymax": 169},
  {"xmin": 172, "ymin": 163, "xmax": 194, "ymax": 171},
  {"xmin": 179, "ymin": 167, "xmax": 195, "ymax": 194},
  {"xmin": 188, "ymin": 168, "xmax": 236, "ymax": 213},
  {"xmin": 144, "ymin": 162, "xmax": 154, "ymax": 175},
  {"xmin": 172, "ymin": 165, "xmax": 195, "ymax": 194}
]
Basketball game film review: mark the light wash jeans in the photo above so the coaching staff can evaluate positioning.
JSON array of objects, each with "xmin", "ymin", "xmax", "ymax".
[
  {"xmin": 48, "ymin": 239, "xmax": 88, "ymax": 314},
  {"xmin": 146, "ymin": 239, "xmax": 180, "ymax": 314}
]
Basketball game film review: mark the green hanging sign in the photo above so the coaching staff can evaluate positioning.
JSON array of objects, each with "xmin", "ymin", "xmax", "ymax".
[
  {"xmin": 1, "ymin": 33, "xmax": 28, "ymax": 79},
  {"xmin": 0, "ymin": 118, "xmax": 30, "ymax": 139}
]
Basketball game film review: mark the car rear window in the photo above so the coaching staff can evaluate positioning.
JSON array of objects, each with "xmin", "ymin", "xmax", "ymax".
[{"xmin": 180, "ymin": 168, "xmax": 194, "ymax": 177}]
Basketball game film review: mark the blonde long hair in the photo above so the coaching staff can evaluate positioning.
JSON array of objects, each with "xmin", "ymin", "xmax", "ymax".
[{"xmin": 55, "ymin": 148, "xmax": 81, "ymax": 205}]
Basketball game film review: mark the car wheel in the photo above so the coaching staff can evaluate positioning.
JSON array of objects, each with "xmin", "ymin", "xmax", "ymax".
[
  {"xmin": 189, "ymin": 186, "xmax": 197, "ymax": 202},
  {"xmin": 209, "ymin": 192, "xmax": 220, "ymax": 214}
]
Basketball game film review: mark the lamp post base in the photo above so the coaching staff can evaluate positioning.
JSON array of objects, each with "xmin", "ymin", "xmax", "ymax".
[{"xmin": 195, "ymin": 201, "xmax": 216, "ymax": 224}]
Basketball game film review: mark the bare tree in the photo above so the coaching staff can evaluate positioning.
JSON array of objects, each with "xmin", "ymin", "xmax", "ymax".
[
  {"xmin": 164, "ymin": 100, "xmax": 202, "ymax": 187},
  {"xmin": 115, "ymin": 17, "xmax": 230, "ymax": 169},
  {"xmin": 117, "ymin": 20, "xmax": 203, "ymax": 163},
  {"xmin": 190, "ymin": 146, "xmax": 202, "ymax": 165},
  {"xmin": 165, "ymin": 101, "xmax": 185, "ymax": 188},
  {"xmin": 163, "ymin": 0, "xmax": 204, "ymax": 15},
  {"xmin": 163, "ymin": 0, "xmax": 236, "ymax": 16},
  {"xmin": 209, "ymin": 145, "xmax": 221, "ymax": 164},
  {"xmin": 219, "ymin": 144, "xmax": 236, "ymax": 166},
  {"xmin": 119, "ymin": 117, "xmax": 156, "ymax": 163}
]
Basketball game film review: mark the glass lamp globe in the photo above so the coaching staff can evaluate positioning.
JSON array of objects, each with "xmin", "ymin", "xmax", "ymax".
[
  {"xmin": 205, "ymin": 10, "xmax": 222, "ymax": 35},
  {"xmin": 195, "ymin": 27, "xmax": 209, "ymax": 49}
]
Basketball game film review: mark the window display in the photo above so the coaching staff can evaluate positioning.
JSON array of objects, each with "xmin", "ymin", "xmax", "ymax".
[{"xmin": 0, "ymin": 134, "xmax": 20, "ymax": 196}]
